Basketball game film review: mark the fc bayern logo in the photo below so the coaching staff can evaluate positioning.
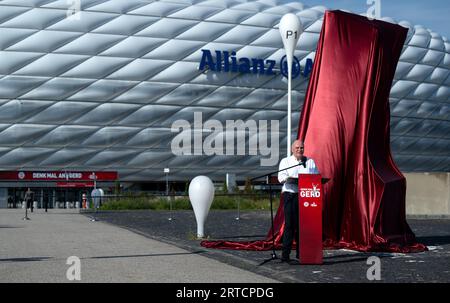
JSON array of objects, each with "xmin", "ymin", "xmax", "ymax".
[
  {"xmin": 18, "ymin": 171, "xmax": 25, "ymax": 179},
  {"xmin": 280, "ymin": 55, "xmax": 301, "ymax": 79}
]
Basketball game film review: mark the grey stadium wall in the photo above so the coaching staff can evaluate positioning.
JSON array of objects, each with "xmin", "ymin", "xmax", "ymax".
[{"xmin": 0, "ymin": 0, "xmax": 449, "ymax": 183}]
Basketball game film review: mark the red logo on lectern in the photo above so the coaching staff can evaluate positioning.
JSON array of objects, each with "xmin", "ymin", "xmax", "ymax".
[{"xmin": 300, "ymin": 183, "xmax": 321, "ymax": 198}]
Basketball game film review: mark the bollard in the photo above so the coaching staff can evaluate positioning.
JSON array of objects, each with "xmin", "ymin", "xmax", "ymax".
[{"xmin": 75, "ymin": 201, "xmax": 80, "ymax": 209}]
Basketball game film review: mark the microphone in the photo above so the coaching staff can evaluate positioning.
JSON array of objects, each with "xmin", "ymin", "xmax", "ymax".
[{"xmin": 301, "ymin": 156, "xmax": 307, "ymax": 168}]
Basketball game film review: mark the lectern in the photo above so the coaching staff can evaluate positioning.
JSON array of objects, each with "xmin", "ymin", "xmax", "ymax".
[{"xmin": 298, "ymin": 174, "xmax": 323, "ymax": 264}]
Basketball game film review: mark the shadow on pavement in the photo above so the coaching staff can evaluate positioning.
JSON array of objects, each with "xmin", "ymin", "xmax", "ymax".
[
  {"xmin": 83, "ymin": 210, "xmax": 450, "ymax": 283},
  {"xmin": 416, "ymin": 236, "xmax": 450, "ymax": 246},
  {"xmin": 88, "ymin": 251, "xmax": 206, "ymax": 260},
  {"xmin": 0, "ymin": 257, "xmax": 53, "ymax": 263}
]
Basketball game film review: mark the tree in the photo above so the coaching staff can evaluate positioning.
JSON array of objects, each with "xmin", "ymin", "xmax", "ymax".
[
  {"xmin": 184, "ymin": 180, "xmax": 189, "ymax": 195},
  {"xmin": 244, "ymin": 177, "xmax": 253, "ymax": 194},
  {"xmin": 114, "ymin": 180, "xmax": 121, "ymax": 195},
  {"xmin": 222, "ymin": 181, "xmax": 228, "ymax": 194}
]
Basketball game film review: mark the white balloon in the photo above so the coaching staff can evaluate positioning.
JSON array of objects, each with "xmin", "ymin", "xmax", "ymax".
[
  {"xmin": 188, "ymin": 176, "xmax": 215, "ymax": 238},
  {"xmin": 91, "ymin": 188, "xmax": 103, "ymax": 209}
]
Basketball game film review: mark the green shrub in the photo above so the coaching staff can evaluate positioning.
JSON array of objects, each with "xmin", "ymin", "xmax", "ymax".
[
  {"xmin": 100, "ymin": 194, "xmax": 280, "ymax": 211},
  {"xmin": 100, "ymin": 196, "xmax": 191, "ymax": 210}
]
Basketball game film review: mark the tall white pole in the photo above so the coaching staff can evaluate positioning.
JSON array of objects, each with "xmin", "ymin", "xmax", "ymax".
[
  {"xmin": 279, "ymin": 14, "xmax": 303, "ymax": 157},
  {"xmin": 287, "ymin": 63, "xmax": 292, "ymax": 157}
]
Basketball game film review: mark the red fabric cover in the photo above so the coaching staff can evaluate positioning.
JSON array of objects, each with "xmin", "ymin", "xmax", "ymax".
[{"xmin": 201, "ymin": 10, "xmax": 427, "ymax": 253}]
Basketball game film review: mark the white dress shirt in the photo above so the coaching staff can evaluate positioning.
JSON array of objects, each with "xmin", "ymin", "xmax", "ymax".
[{"xmin": 278, "ymin": 155, "xmax": 319, "ymax": 193}]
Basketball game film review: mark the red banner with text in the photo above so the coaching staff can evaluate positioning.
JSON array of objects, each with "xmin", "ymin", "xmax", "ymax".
[{"xmin": 0, "ymin": 171, "xmax": 118, "ymax": 182}]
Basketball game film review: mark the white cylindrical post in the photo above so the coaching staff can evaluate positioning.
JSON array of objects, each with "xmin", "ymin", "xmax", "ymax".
[
  {"xmin": 188, "ymin": 176, "xmax": 215, "ymax": 238},
  {"xmin": 279, "ymin": 13, "xmax": 303, "ymax": 156},
  {"xmin": 164, "ymin": 168, "xmax": 172, "ymax": 221}
]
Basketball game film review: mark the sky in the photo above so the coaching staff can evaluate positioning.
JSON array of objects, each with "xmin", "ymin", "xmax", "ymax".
[{"xmin": 296, "ymin": 0, "xmax": 450, "ymax": 39}]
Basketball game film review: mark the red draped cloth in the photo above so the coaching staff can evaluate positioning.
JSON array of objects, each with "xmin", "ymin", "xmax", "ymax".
[{"xmin": 201, "ymin": 10, "xmax": 427, "ymax": 253}]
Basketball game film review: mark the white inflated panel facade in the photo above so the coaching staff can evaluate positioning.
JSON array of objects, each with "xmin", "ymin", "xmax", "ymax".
[{"xmin": 0, "ymin": 0, "xmax": 449, "ymax": 182}]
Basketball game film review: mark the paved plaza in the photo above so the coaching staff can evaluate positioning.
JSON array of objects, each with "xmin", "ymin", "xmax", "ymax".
[
  {"xmin": 1, "ymin": 208, "xmax": 449, "ymax": 283},
  {"xmin": 0, "ymin": 209, "xmax": 276, "ymax": 283}
]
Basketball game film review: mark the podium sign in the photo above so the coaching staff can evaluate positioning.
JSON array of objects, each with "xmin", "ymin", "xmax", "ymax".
[{"xmin": 298, "ymin": 174, "xmax": 323, "ymax": 264}]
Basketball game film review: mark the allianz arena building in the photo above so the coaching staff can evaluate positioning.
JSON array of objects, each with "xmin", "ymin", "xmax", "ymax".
[{"xmin": 0, "ymin": 0, "xmax": 449, "ymax": 206}]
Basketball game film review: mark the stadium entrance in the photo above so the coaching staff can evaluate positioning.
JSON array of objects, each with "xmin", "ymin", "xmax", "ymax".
[{"xmin": 0, "ymin": 171, "xmax": 118, "ymax": 208}]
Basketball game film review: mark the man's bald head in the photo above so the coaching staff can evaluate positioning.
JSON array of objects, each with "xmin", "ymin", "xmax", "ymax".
[{"xmin": 291, "ymin": 140, "xmax": 304, "ymax": 160}]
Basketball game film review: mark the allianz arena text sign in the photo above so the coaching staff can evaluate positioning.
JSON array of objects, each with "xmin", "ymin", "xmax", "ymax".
[{"xmin": 199, "ymin": 49, "xmax": 313, "ymax": 79}]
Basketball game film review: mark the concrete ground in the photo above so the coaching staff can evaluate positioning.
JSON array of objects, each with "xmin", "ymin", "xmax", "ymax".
[
  {"xmin": 0, "ymin": 209, "xmax": 277, "ymax": 283},
  {"xmin": 2, "ymin": 208, "xmax": 449, "ymax": 283},
  {"xmin": 80, "ymin": 209, "xmax": 450, "ymax": 283}
]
